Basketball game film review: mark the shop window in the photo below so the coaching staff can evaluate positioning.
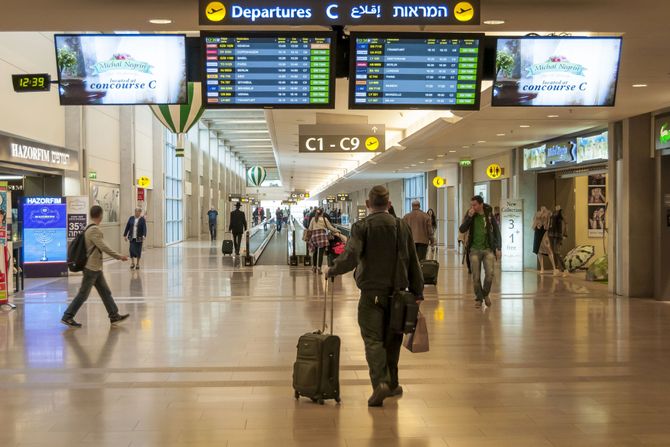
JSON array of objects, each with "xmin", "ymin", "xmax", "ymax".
[{"xmin": 165, "ymin": 131, "xmax": 184, "ymax": 244}]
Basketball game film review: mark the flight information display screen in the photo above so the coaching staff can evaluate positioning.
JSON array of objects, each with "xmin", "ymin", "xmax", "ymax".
[
  {"xmin": 350, "ymin": 33, "xmax": 483, "ymax": 110},
  {"xmin": 202, "ymin": 32, "xmax": 335, "ymax": 108}
]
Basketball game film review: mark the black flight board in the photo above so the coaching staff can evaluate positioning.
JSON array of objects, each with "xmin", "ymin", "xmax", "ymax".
[
  {"xmin": 203, "ymin": 32, "xmax": 335, "ymax": 108},
  {"xmin": 350, "ymin": 33, "xmax": 483, "ymax": 110}
]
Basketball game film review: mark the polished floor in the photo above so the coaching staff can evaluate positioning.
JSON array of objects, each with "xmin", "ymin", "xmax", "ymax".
[{"xmin": 1, "ymin": 239, "xmax": 670, "ymax": 447}]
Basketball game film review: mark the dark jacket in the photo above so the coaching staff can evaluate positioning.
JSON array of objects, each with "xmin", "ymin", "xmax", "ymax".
[
  {"xmin": 123, "ymin": 216, "xmax": 147, "ymax": 240},
  {"xmin": 207, "ymin": 209, "xmax": 218, "ymax": 223},
  {"xmin": 459, "ymin": 204, "xmax": 501, "ymax": 251},
  {"xmin": 329, "ymin": 211, "xmax": 424, "ymax": 297},
  {"xmin": 229, "ymin": 209, "xmax": 247, "ymax": 234}
]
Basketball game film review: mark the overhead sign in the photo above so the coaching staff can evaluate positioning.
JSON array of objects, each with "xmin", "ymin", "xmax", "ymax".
[
  {"xmin": 137, "ymin": 176, "xmax": 151, "ymax": 188},
  {"xmin": 12, "ymin": 74, "xmax": 51, "ymax": 92},
  {"xmin": 459, "ymin": 160, "xmax": 473, "ymax": 167},
  {"xmin": 88, "ymin": 171, "xmax": 97, "ymax": 180},
  {"xmin": 500, "ymin": 199, "xmax": 523, "ymax": 272},
  {"xmin": 0, "ymin": 132, "xmax": 79, "ymax": 172},
  {"xmin": 337, "ymin": 193, "xmax": 351, "ymax": 202},
  {"xmin": 655, "ymin": 114, "xmax": 670, "ymax": 151},
  {"xmin": 199, "ymin": 0, "xmax": 480, "ymax": 26},
  {"xmin": 290, "ymin": 192, "xmax": 311, "ymax": 200},
  {"xmin": 432, "ymin": 176, "xmax": 446, "ymax": 188},
  {"xmin": 356, "ymin": 205, "xmax": 367, "ymax": 221},
  {"xmin": 299, "ymin": 124, "xmax": 385, "ymax": 153},
  {"xmin": 326, "ymin": 195, "xmax": 337, "ymax": 204},
  {"xmin": 486, "ymin": 163, "xmax": 503, "ymax": 179}
]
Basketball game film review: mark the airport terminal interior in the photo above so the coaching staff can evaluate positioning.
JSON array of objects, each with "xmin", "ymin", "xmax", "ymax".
[{"xmin": 2, "ymin": 0, "xmax": 670, "ymax": 446}]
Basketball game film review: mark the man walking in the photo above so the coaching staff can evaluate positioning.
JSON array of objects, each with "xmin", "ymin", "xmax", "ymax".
[
  {"xmin": 459, "ymin": 195, "xmax": 501, "ymax": 309},
  {"xmin": 207, "ymin": 207, "xmax": 218, "ymax": 241},
  {"xmin": 402, "ymin": 199, "xmax": 435, "ymax": 261},
  {"xmin": 327, "ymin": 185, "xmax": 423, "ymax": 407},
  {"xmin": 229, "ymin": 202, "xmax": 247, "ymax": 256},
  {"xmin": 61, "ymin": 205, "xmax": 130, "ymax": 328}
]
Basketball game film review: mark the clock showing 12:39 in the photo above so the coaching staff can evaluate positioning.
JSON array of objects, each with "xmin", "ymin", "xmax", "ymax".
[{"xmin": 11, "ymin": 74, "xmax": 51, "ymax": 92}]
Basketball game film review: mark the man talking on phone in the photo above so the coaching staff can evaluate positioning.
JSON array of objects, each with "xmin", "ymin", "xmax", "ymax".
[{"xmin": 459, "ymin": 195, "xmax": 501, "ymax": 309}]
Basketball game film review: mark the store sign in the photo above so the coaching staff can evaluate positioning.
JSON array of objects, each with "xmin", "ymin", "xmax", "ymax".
[
  {"xmin": 546, "ymin": 140, "xmax": 577, "ymax": 165},
  {"xmin": 0, "ymin": 132, "xmax": 79, "ymax": 172},
  {"xmin": 66, "ymin": 196, "xmax": 89, "ymax": 242},
  {"xmin": 486, "ymin": 163, "xmax": 503, "ymax": 179},
  {"xmin": 137, "ymin": 176, "xmax": 151, "ymax": 188},
  {"xmin": 576, "ymin": 131, "xmax": 608, "ymax": 164},
  {"xmin": 299, "ymin": 124, "xmax": 385, "ymax": 153},
  {"xmin": 337, "ymin": 193, "xmax": 351, "ymax": 202},
  {"xmin": 432, "ymin": 176, "xmax": 446, "ymax": 188},
  {"xmin": 655, "ymin": 114, "xmax": 670, "ymax": 151},
  {"xmin": 22, "ymin": 197, "xmax": 68, "ymax": 278},
  {"xmin": 199, "ymin": 0, "xmax": 480, "ymax": 26},
  {"xmin": 500, "ymin": 198, "xmax": 523, "ymax": 272}
]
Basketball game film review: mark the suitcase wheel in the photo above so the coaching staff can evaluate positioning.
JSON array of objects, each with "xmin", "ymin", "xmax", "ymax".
[
  {"xmin": 317, "ymin": 399, "xmax": 325, "ymax": 405},
  {"xmin": 335, "ymin": 397, "xmax": 341, "ymax": 404},
  {"xmin": 294, "ymin": 391, "xmax": 300, "ymax": 400}
]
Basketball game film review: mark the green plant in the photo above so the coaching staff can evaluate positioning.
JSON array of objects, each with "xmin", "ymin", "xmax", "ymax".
[
  {"xmin": 496, "ymin": 50, "xmax": 515, "ymax": 78},
  {"xmin": 57, "ymin": 47, "xmax": 78, "ymax": 76}
]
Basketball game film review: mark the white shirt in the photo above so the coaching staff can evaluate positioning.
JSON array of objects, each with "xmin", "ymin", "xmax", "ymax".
[{"xmin": 132, "ymin": 217, "xmax": 139, "ymax": 240}]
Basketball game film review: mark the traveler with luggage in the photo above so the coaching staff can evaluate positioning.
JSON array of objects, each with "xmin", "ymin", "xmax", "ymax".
[
  {"xmin": 229, "ymin": 202, "xmax": 247, "ymax": 256},
  {"xmin": 275, "ymin": 208, "xmax": 284, "ymax": 232},
  {"xmin": 327, "ymin": 185, "xmax": 424, "ymax": 407},
  {"xmin": 207, "ymin": 207, "xmax": 218, "ymax": 241},
  {"xmin": 123, "ymin": 207, "xmax": 147, "ymax": 270},
  {"xmin": 459, "ymin": 195, "xmax": 501, "ymax": 309},
  {"xmin": 402, "ymin": 200, "xmax": 435, "ymax": 261},
  {"xmin": 61, "ymin": 205, "xmax": 130, "ymax": 328},
  {"xmin": 308, "ymin": 209, "xmax": 345, "ymax": 274}
]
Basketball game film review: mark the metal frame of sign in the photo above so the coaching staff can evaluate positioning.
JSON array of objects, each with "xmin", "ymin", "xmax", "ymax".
[
  {"xmin": 491, "ymin": 35, "xmax": 623, "ymax": 108},
  {"xmin": 201, "ymin": 31, "xmax": 337, "ymax": 109},
  {"xmin": 348, "ymin": 32, "xmax": 485, "ymax": 111}
]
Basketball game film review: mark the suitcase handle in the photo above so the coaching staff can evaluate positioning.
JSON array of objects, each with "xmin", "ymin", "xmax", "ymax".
[{"xmin": 323, "ymin": 276, "xmax": 335, "ymax": 334}]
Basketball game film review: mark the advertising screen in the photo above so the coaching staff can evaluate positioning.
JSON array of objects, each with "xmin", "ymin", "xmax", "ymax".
[
  {"xmin": 202, "ymin": 32, "xmax": 336, "ymax": 108},
  {"xmin": 22, "ymin": 197, "xmax": 68, "ymax": 277},
  {"xmin": 577, "ymin": 131, "xmax": 609, "ymax": 163},
  {"xmin": 55, "ymin": 34, "xmax": 187, "ymax": 105},
  {"xmin": 350, "ymin": 33, "xmax": 483, "ymax": 109},
  {"xmin": 493, "ymin": 37, "xmax": 622, "ymax": 107},
  {"xmin": 655, "ymin": 114, "xmax": 670, "ymax": 151}
]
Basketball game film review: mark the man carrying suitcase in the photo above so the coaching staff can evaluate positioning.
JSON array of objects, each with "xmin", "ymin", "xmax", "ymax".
[{"xmin": 327, "ymin": 185, "xmax": 424, "ymax": 407}]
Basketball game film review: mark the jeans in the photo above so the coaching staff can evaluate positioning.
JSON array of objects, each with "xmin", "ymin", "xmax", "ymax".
[
  {"xmin": 276, "ymin": 220, "xmax": 282, "ymax": 232},
  {"xmin": 63, "ymin": 269, "xmax": 119, "ymax": 319},
  {"xmin": 209, "ymin": 222, "xmax": 217, "ymax": 240},
  {"xmin": 232, "ymin": 232, "xmax": 243, "ymax": 255},
  {"xmin": 415, "ymin": 243, "xmax": 428, "ymax": 262},
  {"xmin": 312, "ymin": 246, "xmax": 325, "ymax": 268},
  {"xmin": 469, "ymin": 248, "xmax": 496, "ymax": 301},
  {"xmin": 358, "ymin": 293, "xmax": 403, "ymax": 390}
]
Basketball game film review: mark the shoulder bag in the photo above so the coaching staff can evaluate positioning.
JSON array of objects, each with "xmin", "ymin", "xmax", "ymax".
[{"xmin": 389, "ymin": 218, "xmax": 420, "ymax": 334}]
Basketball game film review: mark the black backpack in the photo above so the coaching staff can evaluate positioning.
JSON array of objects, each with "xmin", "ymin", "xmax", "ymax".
[{"xmin": 67, "ymin": 225, "xmax": 96, "ymax": 272}]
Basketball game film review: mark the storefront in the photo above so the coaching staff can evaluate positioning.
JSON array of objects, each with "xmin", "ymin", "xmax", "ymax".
[{"xmin": 521, "ymin": 129, "xmax": 610, "ymax": 271}]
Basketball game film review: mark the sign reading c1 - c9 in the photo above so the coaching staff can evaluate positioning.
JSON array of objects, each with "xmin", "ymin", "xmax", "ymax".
[
  {"xmin": 299, "ymin": 124, "xmax": 385, "ymax": 153},
  {"xmin": 199, "ymin": 0, "xmax": 480, "ymax": 26}
]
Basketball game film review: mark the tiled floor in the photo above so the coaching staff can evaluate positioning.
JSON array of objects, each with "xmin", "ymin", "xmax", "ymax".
[{"xmin": 1, "ymin": 239, "xmax": 670, "ymax": 446}]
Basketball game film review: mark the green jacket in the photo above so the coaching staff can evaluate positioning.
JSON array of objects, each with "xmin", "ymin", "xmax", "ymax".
[{"xmin": 329, "ymin": 211, "xmax": 424, "ymax": 297}]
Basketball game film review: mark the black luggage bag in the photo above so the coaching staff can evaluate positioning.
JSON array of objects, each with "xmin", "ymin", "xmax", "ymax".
[
  {"xmin": 421, "ymin": 246, "xmax": 439, "ymax": 285},
  {"xmin": 293, "ymin": 278, "xmax": 341, "ymax": 405},
  {"xmin": 222, "ymin": 233, "xmax": 234, "ymax": 255}
]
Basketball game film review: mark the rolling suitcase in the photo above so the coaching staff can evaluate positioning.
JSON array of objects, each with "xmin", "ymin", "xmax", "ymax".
[
  {"xmin": 221, "ymin": 233, "xmax": 234, "ymax": 255},
  {"xmin": 421, "ymin": 246, "xmax": 439, "ymax": 285},
  {"xmin": 293, "ymin": 278, "xmax": 341, "ymax": 405}
]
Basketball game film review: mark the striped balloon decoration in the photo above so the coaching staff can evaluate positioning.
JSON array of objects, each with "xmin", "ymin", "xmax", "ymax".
[
  {"xmin": 247, "ymin": 166, "xmax": 267, "ymax": 187},
  {"xmin": 150, "ymin": 82, "xmax": 205, "ymax": 157}
]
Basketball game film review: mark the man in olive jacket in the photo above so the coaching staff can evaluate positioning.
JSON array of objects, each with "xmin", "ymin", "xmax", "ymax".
[
  {"xmin": 327, "ymin": 185, "xmax": 424, "ymax": 407},
  {"xmin": 459, "ymin": 195, "xmax": 501, "ymax": 308}
]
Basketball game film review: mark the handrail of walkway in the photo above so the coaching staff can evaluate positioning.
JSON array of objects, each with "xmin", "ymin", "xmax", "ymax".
[
  {"xmin": 334, "ymin": 224, "xmax": 351, "ymax": 237},
  {"xmin": 244, "ymin": 218, "xmax": 275, "ymax": 266}
]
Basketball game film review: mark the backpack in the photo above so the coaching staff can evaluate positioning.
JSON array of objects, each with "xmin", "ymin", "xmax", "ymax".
[{"xmin": 67, "ymin": 225, "xmax": 96, "ymax": 272}]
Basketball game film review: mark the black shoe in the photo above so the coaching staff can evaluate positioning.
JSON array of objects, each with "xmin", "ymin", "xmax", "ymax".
[
  {"xmin": 130, "ymin": 264, "xmax": 135, "ymax": 270},
  {"xmin": 390, "ymin": 385, "xmax": 404, "ymax": 397},
  {"xmin": 484, "ymin": 296, "xmax": 492, "ymax": 307},
  {"xmin": 368, "ymin": 383, "xmax": 391, "ymax": 407},
  {"xmin": 135, "ymin": 265, "xmax": 140, "ymax": 270},
  {"xmin": 110, "ymin": 314, "xmax": 130, "ymax": 325},
  {"xmin": 61, "ymin": 317, "xmax": 82, "ymax": 328}
]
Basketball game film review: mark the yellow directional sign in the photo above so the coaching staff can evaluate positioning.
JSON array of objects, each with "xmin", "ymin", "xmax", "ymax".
[
  {"xmin": 432, "ymin": 176, "xmax": 446, "ymax": 188},
  {"xmin": 487, "ymin": 164, "xmax": 503, "ymax": 180},
  {"xmin": 137, "ymin": 176, "xmax": 151, "ymax": 188}
]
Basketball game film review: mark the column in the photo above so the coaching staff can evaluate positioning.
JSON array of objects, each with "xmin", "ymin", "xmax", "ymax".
[
  {"xmin": 119, "ymin": 108, "xmax": 135, "ymax": 253},
  {"xmin": 151, "ymin": 118, "xmax": 166, "ymax": 247},
  {"xmin": 189, "ymin": 126, "xmax": 202, "ymax": 239},
  {"xmin": 513, "ymin": 147, "xmax": 539, "ymax": 269},
  {"xmin": 63, "ymin": 107, "xmax": 84, "ymax": 196}
]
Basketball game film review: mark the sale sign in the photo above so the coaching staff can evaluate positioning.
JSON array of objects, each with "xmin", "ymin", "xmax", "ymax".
[
  {"xmin": 501, "ymin": 199, "xmax": 524, "ymax": 272},
  {"xmin": 66, "ymin": 196, "xmax": 89, "ymax": 242}
]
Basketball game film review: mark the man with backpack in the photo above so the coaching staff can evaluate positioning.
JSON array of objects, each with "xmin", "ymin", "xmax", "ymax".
[{"xmin": 61, "ymin": 205, "xmax": 130, "ymax": 328}]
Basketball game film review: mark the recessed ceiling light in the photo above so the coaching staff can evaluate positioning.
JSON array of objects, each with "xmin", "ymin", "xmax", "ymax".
[
  {"xmin": 411, "ymin": 164, "xmax": 417, "ymax": 167},
  {"xmin": 419, "ymin": 161, "xmax": 425, "ymax": 164},
  {"xmin": 519, "ymin": 125, "xmax": 531, "ymax": 128},
  {"xmin": 462, "ymin": 145, "xmax": 470, "ymax": 149},
  {"xmin": 149, "ymin": 18, "xmax": 172, "ymax": 24},
  {"xmin": 449, "ymin": 150, "xmax": 457, "ymax": 153},
  {"xmin": 477, "ymin": 140, "xmax": 486, "ymax": 144},
  {"xmin": 437, "ymin": 154, "xmax": 445, "ymax": 158},
  {"xmin": 496, "ymin": 133, "xmax": 506, "ymax": 137},
  {"xmin": 484, "ymin": 19, "xmax": 506, "ymax": 25},
  {"xmin": 427, "ymin": 158, "xmax": 434, "ymax": 161},
  {"xmin": 632, "ymin": 83, "xmax": 648, "ymax": 88},
  {"xmin": 547, "ymin": 114, "xmax": 559, "ymax": 118}
]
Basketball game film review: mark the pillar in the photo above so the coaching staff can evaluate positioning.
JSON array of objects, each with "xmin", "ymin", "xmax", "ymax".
[{"xmin": 119, "ymin": 108, "xmax": 135, "ymax": 254}]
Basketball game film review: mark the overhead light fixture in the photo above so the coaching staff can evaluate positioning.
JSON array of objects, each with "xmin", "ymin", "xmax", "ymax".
[
  {"xmin": 449, "ymin": 150, "xmax": 457, "ymax": 153},
  {"xmin": 0, "ymin": 175, "xmax": 23, "ymax": 180},
  {"xmin": 547, "ymin": 114, "xmax": 559, "ymax": 118},
  {"xmin": 519, "ymin": 125, "xmax": 531, "ymax": 128},
  {"xmin": 419, "ymin": 161, "xmax": 425, "ymax": 164},
  {"xmin": 149, "ymin": 18, "xmax": 172, "ymax": 24},
  {"xmin": 462, "ymin": 145, "xmax": 470, "ymax": 149},
  {"xmin": 427, "ymin": 158, "xmax": 434, "ymax": 161},
  {"xmin": 411, "ymin": 164, "xmax": 417, "ymax": 167},
  {"xmin": 437, "ymin": 154, "xmax": 445, "ymax": 158},
  {"xmin": 483, "ymin": 19, "xmax": 506, "ymax": 25},
  {"xmin": 632, "ymin": 83, "xmax": 648, "ymax": 88},
  {"xmin": 496, "ymin": 133, "xmax": 506, "ymax": 137},
  {"xmin": 477, "ymin": 140, "xmax": 486, "ymax": 144}
]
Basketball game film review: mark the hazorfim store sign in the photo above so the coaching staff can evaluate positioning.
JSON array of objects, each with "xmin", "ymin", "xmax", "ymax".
[{"xmin": 0, "ymin": 131, "xmax": 79, "ymax": 172}]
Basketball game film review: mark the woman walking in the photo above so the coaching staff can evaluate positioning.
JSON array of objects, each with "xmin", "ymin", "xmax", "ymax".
[
  {"xmin": 308, "ymin": 208, "xmax": 344, "ymax": 274},
  {"xmin": 123, "ymin": 208, "xmax": 147, "ymax": 270}
]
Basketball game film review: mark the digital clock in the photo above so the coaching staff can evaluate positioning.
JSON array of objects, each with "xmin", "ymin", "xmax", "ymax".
[{"xmin": 11, "ymin": 74, "xmax": 51, "ymax": 92}]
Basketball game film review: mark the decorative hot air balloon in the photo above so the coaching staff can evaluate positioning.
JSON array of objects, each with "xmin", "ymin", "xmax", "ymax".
[
  {"xmin": 247, "ymin": 166, "xmax": 267, "ymax": 187},
  {"xmin": 150, "ymin": 82, "xmax": 205, "ymax": 157}
]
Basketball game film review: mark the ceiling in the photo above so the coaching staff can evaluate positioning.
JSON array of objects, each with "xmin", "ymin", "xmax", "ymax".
[{"xmin": 1, "ymin": 0, "xmax": 670, "ymax": 199}]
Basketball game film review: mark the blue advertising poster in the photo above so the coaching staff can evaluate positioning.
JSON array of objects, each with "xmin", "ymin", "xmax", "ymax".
[{"xmin": 22, "ymin": 197, "xmax": 68, "ymax": 277}]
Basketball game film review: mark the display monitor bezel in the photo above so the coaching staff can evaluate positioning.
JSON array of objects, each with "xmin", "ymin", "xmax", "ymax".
[
  {"xmin": 201, "ymin": 31, "xmax": 337, "ymax": 110},
  {"xmin": 348, "ymin": 32, "xmax": 485, "ymax": 111},
  {"xmin": 491, "ymin": 35, "xmax": 623, "ymax": 108},
  {"xmin": 54, "ymin": 33, "xmax": 188, "ymax": 106}
]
